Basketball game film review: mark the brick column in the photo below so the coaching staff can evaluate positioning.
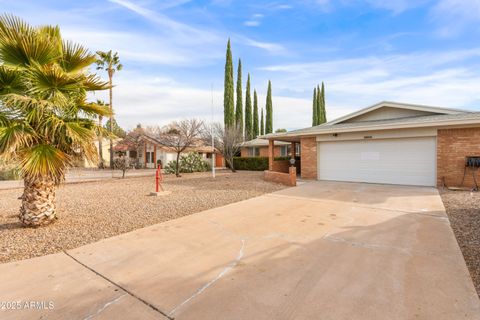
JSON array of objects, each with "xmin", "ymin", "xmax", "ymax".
[{"xmin": 268, "ymin": 139, "xmax": 274, "ymax": 170}]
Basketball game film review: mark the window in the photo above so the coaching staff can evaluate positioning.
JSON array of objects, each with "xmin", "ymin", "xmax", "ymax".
[
  {"xmin": 146, "ymin": 152, "xmax": 154, "ymax": 163},
  {"xmin": 280, "ymin": 146, "xmax": 288, "ymax": 157},
  {"xmin": 249, "ymin": 147, "xmax": 260, "ymax": 157}
]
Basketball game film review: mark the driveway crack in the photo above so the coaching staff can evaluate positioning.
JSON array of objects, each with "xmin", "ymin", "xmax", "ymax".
[{"xmin": 62, "ymin": 250, "xmax": 173, "ymax": 320}]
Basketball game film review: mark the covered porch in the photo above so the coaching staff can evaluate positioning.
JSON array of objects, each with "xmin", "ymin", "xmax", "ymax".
[{"xmin": 264, "ymin": 137, "xmax": 301, "ymax": 187}]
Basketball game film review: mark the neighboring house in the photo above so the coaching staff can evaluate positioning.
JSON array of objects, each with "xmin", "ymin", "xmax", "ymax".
[
  {"xmin": 78, "ymin": 137, "xmax": 120, "ymax": 168},
  {"xmin": 263, "ymin": 101, "xmax": 480, "ymax": 188},
  {"xmin": 114, "ymin": 132, "xmax": 224, "ymax": 169},
  {"xmin": 240, "ymin": 138, "xmax": 294, "ymax": 157}
]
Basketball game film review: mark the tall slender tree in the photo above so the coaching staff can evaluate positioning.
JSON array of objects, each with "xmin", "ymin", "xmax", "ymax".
[
  {"xmin": 223, "ymin": 39, "xmax": 235, "ymax": 128},
  {"xmin": 235, "ymin": 58, "xmax": 243, "ymax": 135},
  {"xmin": 265, "ymin": 80, "xmax": 273, "ymax": 134},
  {"xmin": 320, "ymin": 82, "xmax": 326, "ymax": 123},
  {"xmin": 96, "ymin": 99, "xmax": 107, "ymax": 168},
  {"xmin": 253, "ymin": 89, "xmax": 259, "ymax": 138},
  {"xmin": 312, "ymin": 87, "xmax": 318, "ymax": 126},
  {"xmin": 96, "ymin": 50, "xmax": 123, "ymax": 169},
  {"xmin": 316, "ymin": 84, "xmax": 321, "ymax": 125},
  {"xmin": 244, "ymin": 74, "xmax": 253, "ymax": 140},
  {"xmin": 260, "ymin": 108, "xmax": 265, "ymax": 135}
]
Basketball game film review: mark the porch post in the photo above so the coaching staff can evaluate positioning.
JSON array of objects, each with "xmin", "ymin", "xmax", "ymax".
[
  {"xmin": 290, "ymin": 142, "xmax": 296, "ymax": 162},
  {"xmin": 268, "ymin": 139, "xmax": 274, "ymax": 171}
]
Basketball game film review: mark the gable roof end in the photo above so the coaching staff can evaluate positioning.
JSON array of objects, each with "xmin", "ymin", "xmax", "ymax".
[{"xmin": 328, "ymin": 101, "xmax": 470, "ymax": 125}]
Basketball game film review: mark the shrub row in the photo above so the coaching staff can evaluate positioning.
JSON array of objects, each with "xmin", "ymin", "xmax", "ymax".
[{"xmin": 233, "ymin": 156, "xmax": 292, "ymax": 171}]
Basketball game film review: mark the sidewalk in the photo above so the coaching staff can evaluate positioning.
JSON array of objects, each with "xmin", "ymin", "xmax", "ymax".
[{"xmin": 0, "ymin": 169, "xmax": 157, "ymax": 190}]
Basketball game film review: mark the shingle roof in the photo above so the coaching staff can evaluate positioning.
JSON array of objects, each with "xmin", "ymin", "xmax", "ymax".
[
  {"xmin": 263, "ymin": 111, "xmax": 480, "ymax": 139},
  {"xmin": 241, "ymin": 138, "xmax": 290, "ymax": 147}
]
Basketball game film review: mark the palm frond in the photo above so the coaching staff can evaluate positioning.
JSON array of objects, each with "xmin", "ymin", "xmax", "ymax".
[
  {"xmin": 0, "ymin": 15, "xmax": 60, "ymax": 66},
  {"xmin": 0, "ymin": 121, "xmax": 35, "ymax": 155},
  {"xmin": 20, "ymin": 144, "xmax": 70, "ymax": 182},
  {"xmin": 61, "ymin": 41, "xmax": 96, "ymax": 73},
  {"xmin": 0, "ymin": 65, "xmax": 25, "ymax": 94}
]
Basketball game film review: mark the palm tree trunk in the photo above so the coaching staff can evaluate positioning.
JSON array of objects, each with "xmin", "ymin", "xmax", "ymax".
[
  {"xmin": 98, "ymin": 115, "xmax": 104, "ymax": 169},
  {"xmin": 19, "ymin": 176, "xmax": 56, "ymax": 226},
  {"xmin": 109, "ymin": 72, "xmax": 114, "ymax": 170}
]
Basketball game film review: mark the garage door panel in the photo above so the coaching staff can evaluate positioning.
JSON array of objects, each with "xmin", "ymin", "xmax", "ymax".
[{"xmin": 318, "ymin": 137, "xmax": 436, "ymax": 186}]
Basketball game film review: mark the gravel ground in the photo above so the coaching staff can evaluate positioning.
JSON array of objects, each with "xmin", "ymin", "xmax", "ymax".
[
  {"xmin": 440, "ymin": 189, "xmax": 480, "ymax": 296},
  {"xmin": 0, "ymin": 171, "xmax": 286, "ymax": 263}
]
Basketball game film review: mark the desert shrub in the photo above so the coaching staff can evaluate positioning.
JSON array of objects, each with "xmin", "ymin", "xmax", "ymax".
[
  {"xmin": 0, "ymin": 159, "xmax": 20, "ymax": 180},
  {"xmin": 164, "ymin": 152, "xmax": 211, "ymax": 174},
  {"xmin": 180, "ymin": 152, "xmax": 210, "ymax": 173}
]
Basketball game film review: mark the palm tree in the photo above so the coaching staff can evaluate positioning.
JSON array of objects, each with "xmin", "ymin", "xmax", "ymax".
[
  {"xmin": 96, "ymin": 99, "xmax": 108, "ymax": 169},
  {"xmin": 0, "ymin": 15, "xmax": 110, "ymax": 226},
  {"xmin": 96, "ymin": 50, "xmax": 122, "ymax": 169}
]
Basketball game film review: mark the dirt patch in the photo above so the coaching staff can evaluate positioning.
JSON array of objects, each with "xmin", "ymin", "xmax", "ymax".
[
  {"xmin": 0, "ymin": 171, "xmax": 286, "ymax": 263},
  {"xmin": 440, "ymin": 189, "xmax": 480, "ymax": 296}
]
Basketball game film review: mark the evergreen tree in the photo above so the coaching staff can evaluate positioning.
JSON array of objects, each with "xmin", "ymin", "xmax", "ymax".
[
  {"xmin": 235, "ymin": 58, "xmax": 243, "ymax": 135},
  {"xmin": 316, "ymin": 84, "xmax": 321, "ymax": 125},
  {"xmin": 104, "ymin": 118, "xmax": 126, "ymax": 138},
  {"xmin": 265, "ymin": 80, "xmax": 273, "ymax": 134},
  {"xmin": 320, "ymin": 82, "xmax": 326, "ymax": 123},
  {"xmin": 244, "ymin": 74, "xmax": 253, "ymax": 140},
  {"xmin": 260, "ymin": 108, "xmax": 265, "ymax": 135},
  {"xmin": 312, "ymin": 87, "xmax": 318, "ymax": 126},
  {"xmin": 223, "ymin": 39, "xmax": 235, "ymax": 128},
  {"xmin": 253, "ymin": 89, "xmax": 259, "ymax": 137}
]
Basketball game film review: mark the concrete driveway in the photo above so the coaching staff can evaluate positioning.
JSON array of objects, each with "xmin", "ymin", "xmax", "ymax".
[{"xmin": 1, "ymin": 181, "xmax": 479, "ymax": 319}]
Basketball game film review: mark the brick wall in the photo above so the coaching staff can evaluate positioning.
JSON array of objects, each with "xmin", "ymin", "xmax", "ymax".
[
  {"xmin": 264, "ymin": 167, "xmax": 297, "ymax": 186},
  {"xmin": 271, "ymin": 160, "xmax": 290, "ymax": 173},
  {"xmin": 300, "ymin": 137, "xmax": 317, "ymax": 179},
  {"xmin": 437, "ymin": 128, "xmax": 480, "ymax": 188}
]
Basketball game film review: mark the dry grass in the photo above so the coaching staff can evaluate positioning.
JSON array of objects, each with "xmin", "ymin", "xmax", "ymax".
[
  {"xmin": 0, "ymin": 171, "xmax": 286, "ymax": 263},
  {"xmin": 440, "ymin": 189, "xmax": 480, "ymax": 296}
]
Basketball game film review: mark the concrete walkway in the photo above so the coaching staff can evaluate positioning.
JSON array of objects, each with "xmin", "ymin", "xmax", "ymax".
[{"xmin": 1, "ymin": 182, "xmax": 479, "ymax": 319}]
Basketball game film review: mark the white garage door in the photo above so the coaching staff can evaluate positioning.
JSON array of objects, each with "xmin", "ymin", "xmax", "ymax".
[{"xmin": 318, "ymin": 137, "xmax": 436, "ymax": 186}]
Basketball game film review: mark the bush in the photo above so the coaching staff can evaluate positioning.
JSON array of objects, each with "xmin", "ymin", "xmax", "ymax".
[
  {"xmin": 0, "ymin": 159, "xmax": 20, "ymax": 181},
  {"xmin": 164, "ymin": 152, "xmax": 211, "ymax": 174},
  {"xmin": 233, "ymin": 157, "xmax": 269, "ymax": 171},
  {"xmin": 233, "ymin": 156, "xmax": 297, "ymax": 171}
]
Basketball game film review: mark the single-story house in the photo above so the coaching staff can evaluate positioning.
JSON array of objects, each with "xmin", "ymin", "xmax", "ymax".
[
  {"xmin": 240, "ymin": 138, "xmax": 293, "ymax": 157},
  {"xmin": 114, "ymin": 132, "xmax": 224, "ymax": 169},
  {"xmin": 77, "ymin": 137, "xmax": 121, "ymax": 168},
  {"xmin": 263, "ymin": 101, "xmax": 480, "ymax": 188}
]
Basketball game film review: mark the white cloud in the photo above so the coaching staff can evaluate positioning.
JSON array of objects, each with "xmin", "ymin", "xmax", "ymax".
[
  {"xmin": 244, "ymin": 20, "xmax": 261, "ymax": 27},
  {"xmin": 431, "ymin": 0, "xmax": 480, "ymax": 36},
  {"xmin": 259, "ymin": 48, "xmax": 480, "ymax": 123}
]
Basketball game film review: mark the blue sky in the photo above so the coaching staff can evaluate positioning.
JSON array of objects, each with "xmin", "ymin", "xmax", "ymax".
[{"xmin": 2, "ymin": 0, "xmax": 480, "ymax": 130}]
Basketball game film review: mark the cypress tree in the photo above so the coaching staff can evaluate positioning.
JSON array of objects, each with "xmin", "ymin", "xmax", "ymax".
[
  {"xmin": 223, "ymin": 39, "xmax": 234, "ymax": 128},
  {"xmin": 312, "ymin": 87, "xmax": 318, "ymax": 126},
  {"xmin": 244, "ymin": 74, "xmax": 252, "ymax": 140},
  {"xmin": 253, "ymin": 89, "xmax": 259, "ymax": 138},
  {"xmin": 260, "ymin": 108, "xmax": 265, "ymax": 136},
  {"xmin": 235, "ymin": 59, "xmax": 243, "ymax": 135},
  {"xmin": 320, "ymin": 82, "xmax": 326, "ymax": 123},
  {"xmin": 265, "ymin": 80, "xmax": 273, "ymax": 134},
  {"xmin": 316, "ymin": 84, "xmax": 321, "ymax": 125}
]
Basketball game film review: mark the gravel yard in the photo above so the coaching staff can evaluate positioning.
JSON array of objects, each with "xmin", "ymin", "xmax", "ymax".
[
  {"xmin": 0, "ymin": 171, "xmax": 286, "ymax": 263},
  {"xmin": 440, "ymin": 189, "xmax": 480, "ymax": 296}
]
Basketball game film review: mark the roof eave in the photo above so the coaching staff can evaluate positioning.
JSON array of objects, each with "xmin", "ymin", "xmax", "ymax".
[{"xmin": 265, "ymin": 118, "xmax": 480, "ymax": 139}]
